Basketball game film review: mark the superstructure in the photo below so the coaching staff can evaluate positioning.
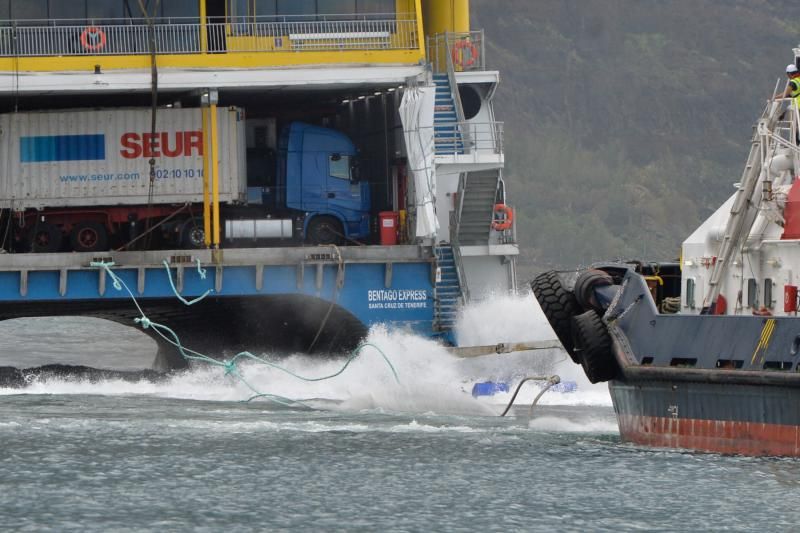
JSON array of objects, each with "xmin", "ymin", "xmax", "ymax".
[{"xmin": 0, "ymin": 0, "xmax": 517, "ymax": 372}]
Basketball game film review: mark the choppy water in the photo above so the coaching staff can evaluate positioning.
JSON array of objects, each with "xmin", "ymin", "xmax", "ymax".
[{"xmin": 1, "ymin": 296, "xmax": 799, "ymax": 531}]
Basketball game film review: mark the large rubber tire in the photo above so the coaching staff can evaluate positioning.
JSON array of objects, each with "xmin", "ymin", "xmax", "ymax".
[
  {"xmin": 306, "ymin": 216, "xmax": 343, "ymax": 246},
  {"xmin": 574, "ymin": 269, "xmax": 614, "ymax": 312},
  {"xmin": 69, "ymin": 221, "xmax": 109, "ymax": 253},
  {"xmin": 531, "ymin": 270, "xmax": 580, "ymax": 362},
  {"xmin": 571, "ymin": 310, "xmax": 618, "ymax": 384},
  {"xmin": 180, "ymin": 218, "xmax": 207, "ymax": 249},
  {"xmin": 28, "ymin": 222, "xmax": 63, "ymax": 253}
]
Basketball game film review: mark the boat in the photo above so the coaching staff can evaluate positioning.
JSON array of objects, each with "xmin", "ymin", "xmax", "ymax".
[
  {"xmin": 0, "ymin": 1, "xmax": 518, "ymax": 382},
  {"xmin": 533, "ymin": 45, "xmax": 800, "ymax": 456}
]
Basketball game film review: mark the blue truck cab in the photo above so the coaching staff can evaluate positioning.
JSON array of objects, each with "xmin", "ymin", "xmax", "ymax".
[{"xmin": 277, "ymin": 122, "xmax": 371, "ymax": 244}]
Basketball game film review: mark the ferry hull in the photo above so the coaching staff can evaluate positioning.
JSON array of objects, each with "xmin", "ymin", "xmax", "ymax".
[{"xmin": 610, "ymin": 379, "xmax": 800, "ymax": 456}]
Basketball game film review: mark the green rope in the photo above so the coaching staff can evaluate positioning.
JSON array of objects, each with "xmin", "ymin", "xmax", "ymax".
[
  {"xmin": 161, "ymin": 259, "xmax": 212, "ymax": 306},
  {"xmin": 89, "ymin": 261, "xmax": 399, "ymax": 406}
]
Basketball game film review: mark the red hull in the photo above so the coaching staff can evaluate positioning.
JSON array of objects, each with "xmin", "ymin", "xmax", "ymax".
[{"xmin": 617, "ymin": 414, "xmax": 800, "ymax": 456}]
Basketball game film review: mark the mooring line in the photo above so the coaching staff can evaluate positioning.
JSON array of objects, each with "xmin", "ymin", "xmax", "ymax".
[{"xmin": 90, "ymin": 260, "xmax": 399, "ymax": 406}]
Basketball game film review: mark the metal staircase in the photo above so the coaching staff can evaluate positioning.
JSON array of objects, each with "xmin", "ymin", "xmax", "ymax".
[
  {"xmin": 456, "ymin": 171, "xmax": 499, "ymax": 244},
  {"xmin": 434, "ymin": 244, "xmax": 463, "ymax": 331},
  {"xmin": 433, "ymin": 73, "xmax": 464, "ymax": 155}
]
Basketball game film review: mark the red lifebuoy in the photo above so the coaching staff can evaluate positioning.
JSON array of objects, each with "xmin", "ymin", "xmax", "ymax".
[
  {"xmin": 451, "ymin": 39, "xmax": 478, "ymax": 68},
  {"xmin": 80, "ymin": 27, "xmax": 107, "ymax": 51},
  {"xmin": 491, "ymin": 203, "xmax": 513, "ymax": 231}
]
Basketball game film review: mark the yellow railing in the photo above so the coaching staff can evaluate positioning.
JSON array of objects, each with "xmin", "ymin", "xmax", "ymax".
[{"xmin": 0, "ymin": 15, "xmax": 421, "ymax": 57}]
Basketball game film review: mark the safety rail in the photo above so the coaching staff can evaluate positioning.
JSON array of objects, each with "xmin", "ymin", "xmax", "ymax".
[
  {"xmin": 0, "ymin": 14, "xmax": 419, "ymax": 57},
  {"xmin": 426, "ymin": 31, "xmax": 485, "ymax": 73},
  {"xmin": 770, "ymin": 97, "xmax": 800, "ymax": 157},
  {"xmin": 447, "ymin": 207, "xmax": 470, "ymax": 304},
  {"xmin": 428, "ymin": 121, "xmax": 504, "ymax": 156}
]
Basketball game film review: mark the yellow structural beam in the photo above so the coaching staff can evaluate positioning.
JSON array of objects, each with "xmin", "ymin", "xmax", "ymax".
[
  {"xmin": 209, "ymin": 103, "xmax": 221, "ymax": 248},
  {"xmin": 199, "ymin": 0, "xmax": 208, "ymax": 53},
  {"xmin": 201, "ymin": 106, "xmax": 211, "ymax": 247},
  {"xmin": 0, "ymin": 51, "xmax": 423, "ymax": 73},
  {"xmin": 422, "ymin": 0, "xmax": 470, "ymax": 36}
]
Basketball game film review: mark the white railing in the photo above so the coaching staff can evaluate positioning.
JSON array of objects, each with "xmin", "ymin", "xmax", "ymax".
[
  {"xmin": 429, "ymin": 121, "xmax": 504, "ymax": 156},
  {"xmin": 0, "ymin": 14, "xmax": 419, "ymax": 57}
]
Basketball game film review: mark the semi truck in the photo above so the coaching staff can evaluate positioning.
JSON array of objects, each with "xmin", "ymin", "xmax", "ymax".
[{"xmin": 0, "ymin": 107, "xmax": 371, "ymax": 252}]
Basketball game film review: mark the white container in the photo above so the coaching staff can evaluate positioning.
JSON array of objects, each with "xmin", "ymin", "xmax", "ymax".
[{"xmin": 0, "ymin": 107, "xmax": 247, "ymax": 209}]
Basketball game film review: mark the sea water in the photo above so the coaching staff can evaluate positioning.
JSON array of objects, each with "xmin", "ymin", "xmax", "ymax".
[{"xmin": 1, "ymin": 296, "xmax": 799, "ymax": 531}]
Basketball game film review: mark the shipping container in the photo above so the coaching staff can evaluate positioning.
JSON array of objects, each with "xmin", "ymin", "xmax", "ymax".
[{"xmin": 0, "ymin": 107, "xmax": 247, "ymax": 209}]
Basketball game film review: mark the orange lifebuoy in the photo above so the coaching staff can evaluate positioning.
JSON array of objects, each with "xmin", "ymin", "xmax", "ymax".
[
  {"xmin": 80, "ymin": 27, "xmax": 107, "ymax": 51},
  {"xmin": 451, "ymin": 39, "xmax": 478, "ymax": 68},
  {"xmin": 491, "ymin": 203, "xmax": 513, "ymax": 231}
]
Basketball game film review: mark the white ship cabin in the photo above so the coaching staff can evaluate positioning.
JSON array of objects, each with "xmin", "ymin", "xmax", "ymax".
[{"xmin": 680, "ymin": 46, "xmax": 800, "ymax": 316}]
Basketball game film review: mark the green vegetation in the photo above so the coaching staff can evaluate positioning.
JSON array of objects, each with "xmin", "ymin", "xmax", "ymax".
[{"xmin": 472, "ymin": 0, "xmax": 800, "ymax": 279}]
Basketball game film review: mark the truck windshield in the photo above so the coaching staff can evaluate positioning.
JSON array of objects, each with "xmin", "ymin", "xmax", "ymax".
[{"xmin": 329, "ymin": 154, "xmax": 352, "ymax": 180}]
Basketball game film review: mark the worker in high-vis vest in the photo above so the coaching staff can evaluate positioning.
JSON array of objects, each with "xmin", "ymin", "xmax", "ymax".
[{"xmin": 777, "ymin": 63, "xmax": 800, "ymax": 108}]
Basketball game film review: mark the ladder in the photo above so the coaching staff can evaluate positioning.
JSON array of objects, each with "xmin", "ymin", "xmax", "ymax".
[{"xmin": 703, "ymin": 101, "xmax": 784, "ymax": 311}]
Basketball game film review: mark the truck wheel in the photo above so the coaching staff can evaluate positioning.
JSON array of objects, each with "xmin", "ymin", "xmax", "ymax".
[
  {"xmin": 181, "ymin": 219, "xmax": 206, "ymax": 249},
  {"xmin": 70, "ymin": 221, "xmax": 109, "ymax": 253},
  {"xmin": 307, "ymin": 216, "xmax": 343, "ymax": 246},
  {"xmin": 28, "ymin": 223, "xmax": 63, "ymax": 253}
]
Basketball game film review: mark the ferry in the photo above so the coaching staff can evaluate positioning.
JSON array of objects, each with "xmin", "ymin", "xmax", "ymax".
[
  {"xmin": 0, "ymin": 0, "xmax": 517, "ymax": 381},
  {"xmin": 533, "ymin": 45, "xmax": 800, "ymax": 456}
]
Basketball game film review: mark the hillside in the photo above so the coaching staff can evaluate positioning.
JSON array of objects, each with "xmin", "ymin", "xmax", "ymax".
[{"xmin": 472, "ymin": 0, "xmax": 800, "ymax": 280}]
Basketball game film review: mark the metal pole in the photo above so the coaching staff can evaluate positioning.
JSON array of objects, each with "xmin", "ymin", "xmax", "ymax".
[
  {"xmin": 201, "ymin": 106, "xmax": 211, "ymax": 246},
  {"xmin": 210, "ymin": 103, "xmax": 221, "ymax": 248},
  {"xmin": 199, "ymin": 0, "xmax": 208, "ymax": 53}
]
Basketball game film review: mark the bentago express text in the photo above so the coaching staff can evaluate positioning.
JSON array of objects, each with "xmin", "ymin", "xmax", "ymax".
[{"xmin": 57, "ymin": 131, "xmax": 205, "ymax": 182}]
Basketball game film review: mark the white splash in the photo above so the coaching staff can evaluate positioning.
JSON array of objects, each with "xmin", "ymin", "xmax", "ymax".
[{"xmin": 0, "ymin": 292, "xmax": 612, "ymax": 413}]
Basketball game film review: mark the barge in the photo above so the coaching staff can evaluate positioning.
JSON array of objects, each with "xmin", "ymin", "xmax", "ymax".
[
  {"xmin": 533, "ymin": 46, "xmax": 800, "ymax": 456},
  {"xmin": 0, "ymin": 0, "xmax": 518, "ymax": 380}
]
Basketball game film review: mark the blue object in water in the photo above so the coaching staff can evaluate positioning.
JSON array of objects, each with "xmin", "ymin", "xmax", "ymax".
[
  {"xmin": 548, "ymin": 381, "xmax": 578, "ymax": 393},
  {"xmin": 471, "ymin": 381, "xmax": 510, "ymax": 398}
]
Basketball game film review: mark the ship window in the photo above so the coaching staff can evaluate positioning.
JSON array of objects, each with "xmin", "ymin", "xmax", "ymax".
[
  {"xmin": 763, "ymin": 361, "xmax": 793, "ymax": 371},
  {"xmin": 747, "ymin": 278, "xmax": 758, "ymax": 308},
  {"xmin": 357, "ymin": 0, "xmax": 394, "ymax": 15},
  {"xmin": 764, "ymin": 279, "xmax": 773, "ymax": 309},
  {"xmin": 685, "ymin": 278, "xmax": 695, "ymax": 309},
  {"xmin": 87, "ymin": 0, "xmax": 124, "ymax": 21},
  {"xmin": 255, "ymin": 0, "xmax": 277, "ymax": 17},
  {"xmin": 318, "ymin": 0, "xmax": 356, "ymax": 16},
  {"xmin": 330, "ymin": 154, "xmax": 351, "ymax": 180},
  {"xmin": 162, "ymin": 0, "xmax": 199, "ymax": 18},
  {"xmin": 48, "ymin": 0, "xmax": 77, "ymax": 20},
  {"xmin": 277, "ymin": 0, "xmax": 315, "ymax": 20},
  {"xmin": 11, "ymin": 0, "xmax": 47, "ymax": 21}
]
